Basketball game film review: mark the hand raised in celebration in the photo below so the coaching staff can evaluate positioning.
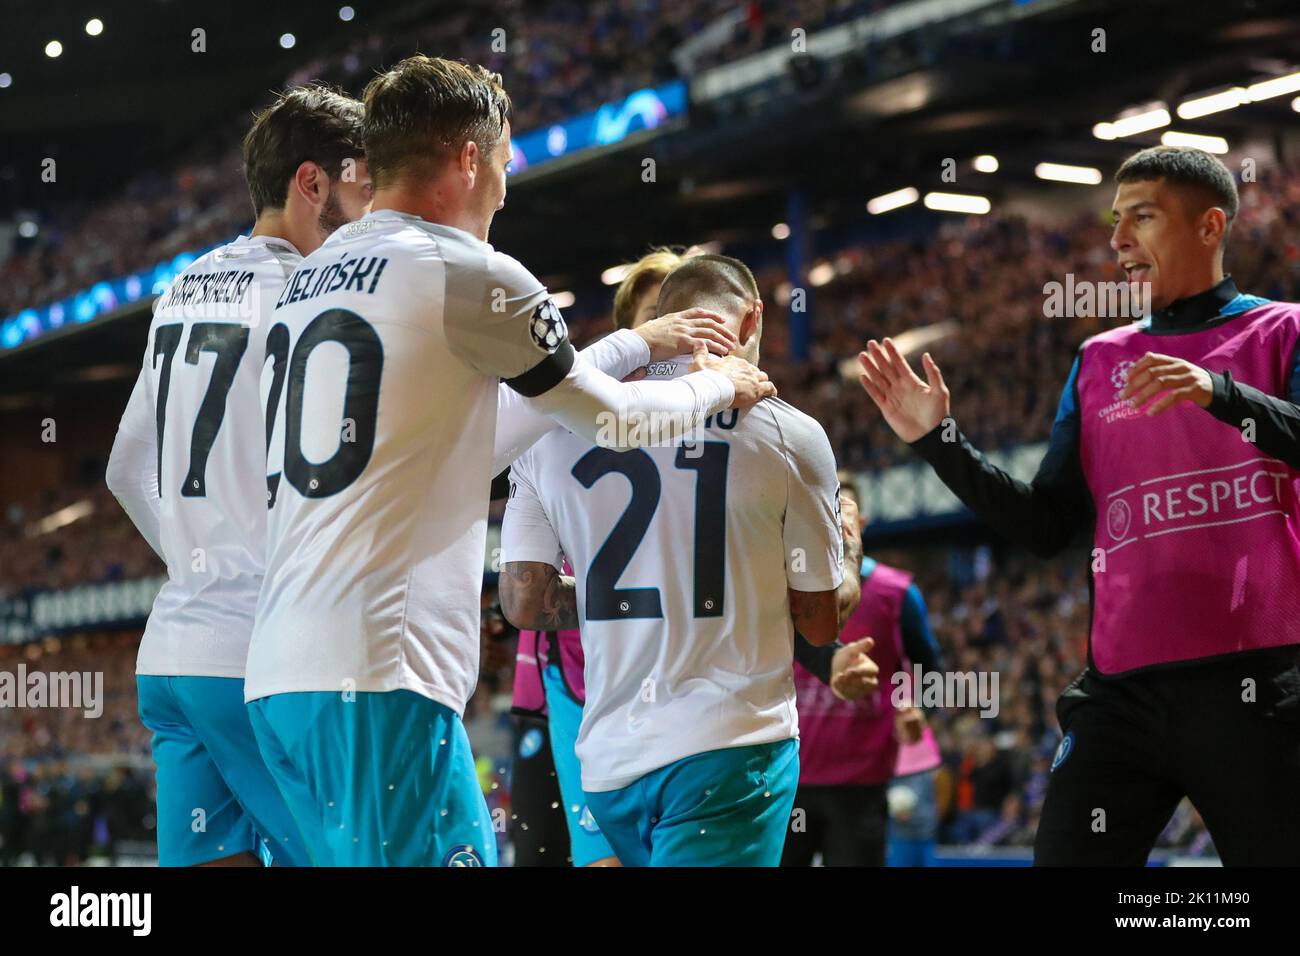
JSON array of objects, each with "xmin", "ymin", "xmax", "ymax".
[{"xmin": 858, "ymin": 338, "xmax": 950, "ymax": 443}]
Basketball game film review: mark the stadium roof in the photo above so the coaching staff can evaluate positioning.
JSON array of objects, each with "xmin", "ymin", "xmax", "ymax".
[
  {"xmin": 4, "ymin": 0, "xmax": 1300, "ymax": 405},
  {"xmin": 0, "ymin": 0, "xmax": 443, "ymax": 215}
]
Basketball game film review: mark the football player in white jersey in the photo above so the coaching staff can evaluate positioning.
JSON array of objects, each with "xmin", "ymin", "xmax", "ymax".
[
  {"xmin": 508, "ymin": 248, "xmax": 877, "ymax": 869},
  {"xmin": 499, "ymin": 254, "xmax": 863, "ymax": 866},
  {"xmin": 242, "ymin": 56, "xmax": 773, "ymax": 867},
  {"xmin": 106, "ymin": 86, "xmax": 374, "ymax": 866}
]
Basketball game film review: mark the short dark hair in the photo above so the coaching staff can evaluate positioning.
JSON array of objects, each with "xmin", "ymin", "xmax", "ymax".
[
  {"xmin": 657, "ymin": 254, "xmax": 760, "ymax": 317},
  {"xmin": 362, "ymin": 55, "xmax": 511, "ymax": 190},
  {"xmin": 1115, "ymin": 145, "xmax": 1239, "ymax": 225},
  {"xmin": 242, "ymin": 85, "xmax": 365, "ymax": 217}
]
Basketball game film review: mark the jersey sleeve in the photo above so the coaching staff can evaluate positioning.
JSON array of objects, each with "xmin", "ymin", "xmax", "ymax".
[
  {"xmin": 900, "ymin": 583, "xmax": 942, "ymax": 672},
  {"xmin": 490, "ymin": 329, "xmax": 652, "ymax": 475},
  {"xmin": 908, "ymin": 351, "xmax": 1091, "ymax": 558},
  {"xmin": 500, "ymin": 454, "xmax": 564, "ymax": 570},
  {"xmin": 106, "ymin": 339, "xmax": 164, "ymax": 559},
  {"xmin": 777, "ymin": 407, "xmax": 845, "ymax": 593},
  {"xmin": 442, "ymin": 247, "xmax": 576, "ymax": 396},
  {"xmin": 526, "ymin": 359, "xmax": 734, "ymax": 449},
  {"xmin": 1206, "ymin": 368, "xmax": 1300, "ymax": 470},
  {"xmin": 116, "ymin": 340, "xmax": 158, "ymax": 443}
]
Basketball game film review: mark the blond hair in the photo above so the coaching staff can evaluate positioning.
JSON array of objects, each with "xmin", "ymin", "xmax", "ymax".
[{"xmin": 611, "ymin": 248, "xmax": 683, "ymax": 330}]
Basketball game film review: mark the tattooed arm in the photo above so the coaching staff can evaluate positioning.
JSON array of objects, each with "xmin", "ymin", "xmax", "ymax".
[
  {"xmin": 499, "ymin": 561, "xmax": 580, "ymax": 631},
  {"xmin": 790, "ymin": 505, "xmax": 864, "ymax": 645},
  {"xmin": 780, "ymin": 404, "xmax": 855, "ymax": 646},
  {"xmin": 788, "ymin": 587, "xmax": 840, "ymax": 646},
  {"xmin": 836, "ymin": 495, "xmax": 864, "ymax": 627}
]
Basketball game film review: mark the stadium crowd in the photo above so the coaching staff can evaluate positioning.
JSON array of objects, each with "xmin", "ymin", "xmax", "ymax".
[
  {"xmin": 755, "ymin": 158, "xmax": 1300, "ymax": 472},
  {"xmin": 6, "ymin": 150, "xmax": 1300, "ymax": 860},
  {"xmin": 0, "ymin": 632, "xmax": 154, "ymax": 865},
  {"xmin": 0, "ymin": 555, "xmax": 1221, "ymax": 862},
  {"xmin": 1, "ymin": 0, "xmax": 895, "ymax": 322},
  {"xmin": 12, "ymin": 0, "xmax": 1300, "ymax": 864},
  {"xmin": 0, "ymin": 484, "xmax": 163, "ymax": 598}
]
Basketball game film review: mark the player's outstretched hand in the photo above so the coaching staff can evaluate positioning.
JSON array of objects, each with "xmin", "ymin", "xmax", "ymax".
[
  {"xmin": 895, "ymin": 706, "xmax": 926, "ymax": 745},
  {"xmin": 1119, "ymin": 351, "xmax": 1213, "ymax": 415},
  {"xmin": 858, "ymin": 338, "xmax": 950, "ymax": 443},
  {"xmin": 830, "ymin": 637, "xmax": 878, "ymax": 701},
  {"xmin": 691, "ymin": 344, "xmax": 777, "ymax": 408},
  {"xmin": 636, "ymin": 308, "xmax": 738, "ymax": 361}
]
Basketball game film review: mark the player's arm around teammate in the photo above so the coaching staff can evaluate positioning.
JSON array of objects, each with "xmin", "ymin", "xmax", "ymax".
[
  {"xmin": 491, "ymin": 308, "xmax": 740, "ymax": 474},
  {"xmin": 361, "ymin": 57, "xmax": 775, "ymax": 448}
]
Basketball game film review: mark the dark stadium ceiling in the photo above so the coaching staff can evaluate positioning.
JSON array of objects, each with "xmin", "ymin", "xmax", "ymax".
[
  {"xmin": 0, "ymin": 0, "xmax": 446, "ymax": 210},
  {"xmin": 3, "ymin": 0, "xmax": 1300, "ymax": 403}
]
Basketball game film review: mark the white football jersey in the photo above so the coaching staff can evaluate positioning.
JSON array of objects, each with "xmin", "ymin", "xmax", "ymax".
[
  {"xmin": 121, "ymin": 234, "xmax": 301, "ymax": 677},
  {"xmin": 244, "ymin": 210, "xmax": 585, "ymax": 712},
  {"xmin": 501, "ymin": 357, "xmax": 844, "ymax": 791}
]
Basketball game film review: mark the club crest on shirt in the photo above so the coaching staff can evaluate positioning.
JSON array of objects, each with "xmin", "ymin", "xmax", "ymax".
[
  {"xmin": 518, "ymin": 727, "xmax": 544, "ymax": 759},
  {"xmin": 1050, "ymin": 730, "xmax": 1074, "ymax": 772},
  {"xmin": 442, "ymin": 844, "xmax": 485, "ymax": 867},
  {"xmin": 530, "ymin": 298, "xmax": 567, "ymax": 352}
]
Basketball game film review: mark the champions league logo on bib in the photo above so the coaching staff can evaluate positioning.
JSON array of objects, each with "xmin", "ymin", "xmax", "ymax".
[
  {"xmin": 1098, "ymin": 359, "xmax": 1141, "ymax": 425},
  {"xmin": 442, "ymin": 844, "xmax": 485, "ymax": 867},
  {"xmin": 1110, "ymin": 359, "xmax": 1135, "ymax": 391},
  {"xmin": 530, "ymin": 298, "xmax": 567, "ymax": 352}
]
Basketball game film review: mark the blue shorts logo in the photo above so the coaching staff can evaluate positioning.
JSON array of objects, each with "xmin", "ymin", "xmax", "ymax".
[
  {"xmin": 1050, "ymin": 731, "xmax": 1074, "ymax": 772},
  {"xmin": 442, "ymin": 844, "xmax": 485, "ymax": 867},
  {"xmin": 519, "ymin": 727, "xmax": 544, "ymax": 759},
  {"xmin": 577, "ymin": 806, "xmax": 601, "ymax": 835}
]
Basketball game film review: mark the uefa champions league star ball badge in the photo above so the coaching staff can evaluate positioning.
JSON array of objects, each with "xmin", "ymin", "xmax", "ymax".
[{"xmin": 530, "ymin": 298, "xmax": 567, "ymax": 352}]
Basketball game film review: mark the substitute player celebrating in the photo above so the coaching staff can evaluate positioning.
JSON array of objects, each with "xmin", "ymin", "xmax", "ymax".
[
  {"xmin": 858, "ymin": 145, "xmax": 1300, "ymax": 865},
  {"xmin": 243, "ymin": 57, "xmax": 772, "ymax": 867}
]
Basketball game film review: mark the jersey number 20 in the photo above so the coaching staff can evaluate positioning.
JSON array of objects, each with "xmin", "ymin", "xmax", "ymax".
[{"xmin": 264, "ymin": 309, "xmax": 383, "ymax": 505}]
